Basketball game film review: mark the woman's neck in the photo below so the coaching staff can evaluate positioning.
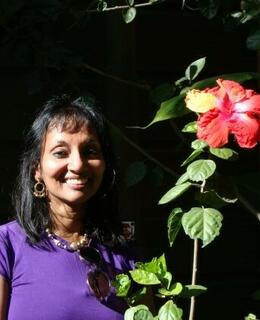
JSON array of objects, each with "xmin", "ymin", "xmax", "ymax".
[{"xmin": 48, "ymin": 203, "xmax": 85, "ymax": 242}]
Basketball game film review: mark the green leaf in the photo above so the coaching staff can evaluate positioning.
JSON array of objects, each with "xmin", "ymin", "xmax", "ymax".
[
  {"xmin": 175, "ymin": 172, "xmax": 189, "ymax": 185},
  {"xmin": 175, "ymin": 76, "xmax": 188, "ymax": 86},
  {"xmin": 123, "ymin": 7, "xmax": 136, "ymax": 24},
  {"xmin": 125, "ymin": 305, "xmax": 149, "ymax": 320},
  {"xmin": 191, "ymin": 72, "xmax": 260, "ymax": 90},
  {"xmin": 181, "ymin": 149, "xmax": 204, "ymax": 167},
  {"xmin": 196, "ymin": 190, "xmax": 237, "ymax": 209},
  {"xmin": 185, "ymin": 57, "xmax": 206, "ymax": 81},
  {"xmin": 126, "ymin": 161, "xmax": 147, "ymax": 187},
  {"xmin": 135, "ymin": 254, "xmax": 168, "ymax": 282},
  {"xmin": 158, "ymin": 182, "xmax": 192, "ymax": 205},
  {"xmin": 161, "ymin": 271, "xmax": 172, "ymax": 290},
  {"xmin": 127, "ymin": 0, "xmax": 135, "ymax": 6},
  {"xmin": 209, "ymin": 147, "xmax": 238, "ymax": 160},
  {"xmin": 97, "ymin": 0, "xmax": 107, "ymax": 11},
  {"xmin": 112, "ymin": 273, "xmax": 131, "ymax": 297},
  {"xmin": 191, "ymin": 139, "xmax": 208, "ymax": 150},
  {"xmin": 247, "ymin": 30, "xmax": 260, "ymax": 50},
  {"xmin": 244, "ymin": 313, "xmax": 257, "ymax": 320},
  {"xmin": 179, "ymin": 284, "xmax": 207, "ymax": 298},
  {"xmin": 158, "ymin": 300, "xmax": 183, "ymax": 320},
  {"xmin": 134, "ymin": 309, "xmax": 154, "ymax": 320},
  {"xmin": 187, "ymin": 159, "xmax": 216, "ymax": 182},
  {"xmin": 143, "ymin": 94, "xmax": 188, "ymax": 128},
  {"xmin": 182, "ymin": 207, "xmax": 223, "ymax": 247},
  {"xmin": 182, "ymin": 121, "xmax": 197, "ymax": 133},
  {"xmin": 130, "ymin": 269, "xmax": 161, "ymax": 285},
  {"xmin": 168, "ymin": 208, "xmax": 183, "ymax": 247},
  {"xmin": 158, "ymin": 282, "xmax": 183, "ymax": 297}
]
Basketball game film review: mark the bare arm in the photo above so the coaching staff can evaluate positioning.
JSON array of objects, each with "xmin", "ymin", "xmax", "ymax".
[{"xmin": 0, "ymin": 275, "xmax": 9, "ymax": 320}]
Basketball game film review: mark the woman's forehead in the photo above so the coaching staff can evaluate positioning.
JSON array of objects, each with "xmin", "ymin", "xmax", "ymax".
[{"xmin": 48, "ymin": 115, "xmax": 91, "ymax": 133}]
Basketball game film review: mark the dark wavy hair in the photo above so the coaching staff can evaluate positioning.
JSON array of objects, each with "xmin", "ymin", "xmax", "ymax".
[{"xmin": 13, "ymin": 95, "xmax": 118, "ymax": 244}]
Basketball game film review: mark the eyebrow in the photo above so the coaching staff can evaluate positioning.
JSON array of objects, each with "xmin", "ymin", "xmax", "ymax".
[{"xmin": 51, "ymin": 138, "xmax": 100, "ymax": 149}]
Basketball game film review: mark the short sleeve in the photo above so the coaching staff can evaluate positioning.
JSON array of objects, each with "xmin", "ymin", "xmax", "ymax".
[{"xmin": 0, "ymin": 230, "xmax": 13, "ymax": 280}]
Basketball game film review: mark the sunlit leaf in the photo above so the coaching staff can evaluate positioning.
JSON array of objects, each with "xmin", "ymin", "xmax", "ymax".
[
  {"xmin": 181, "ymin": 149, "xmax": 203, "ymax": 167},
  {"xmin": 158, "ymin": 300, "xmax": 183, "ymax": 320},
  {"xmin": 175, "ymin": 172, "xmax": 189, "ymax": 185},
  {"xmin": 143, "ymin": 94, "xmax": 188, "ymax": 128},
  {"xmin": 182, "ymin": 121, "xmax": 197, "ymax": 133},
  {"xmin": 185, "ymin": 57, "xmax": 206, "ymax": 81},
  {"xmin": 130, "ymin": 269, "xmax": 160, "ymax": 285},
  {"xmin": 244, "ymin": 313, "xmax": 257, "ymax": 320},
  {"xmin": 187, "ymin": 159, "xmax": 216, "ymax": 182},
  {"xmin": 191, "ymin": 139, "xmax": 208, "ymax": 150},
  {"xmin": 158, "ymin": 282, "xmax": 183, "ymax": 297},
  {"xmin": 209, "ymin": 147, "xmax": 238, "ymax": 160},
  {"xmin": 182, "ymin": 207, "xmax": 223, "ymax": 247},
  {"xmin": 158, "ymin": 182, "xmax": 192, "ymax": 205},
  {"xmin": 168, "ymin": 208, "xmax": 183, "ymax": 247},
  {"xmin": 134, "ymin": 309, "xmax": 154, "ymax": 320},
  {"xmin": 123, "ymin": 7, "xmax": 136, "ymax": 24},
  {"xmin": 112, "ymin": 274, "xmax": 131, "ymax": 297},
  {"xmin": 125, "ymin": 305, "xmax": 149, "ymax": 320},
  {"xmin": 180, "ymin": 284, "xmax": 207, "ymax": 298},
  {"xmin": 161, "ymin": 271, "xmax": 172, "ymax": 290},
  {"xmin": 97, "ymin": 0, "xmax": 107, "ymax": 11},
  {"xmin": 127, "ymin": 0, "xmax": 135, "ymax": 6}
]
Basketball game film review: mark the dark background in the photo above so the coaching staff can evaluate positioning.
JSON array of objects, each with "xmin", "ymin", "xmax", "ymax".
[{"xmin": 0, "ymin": 1, "xmax": 259, "ymax": 319}]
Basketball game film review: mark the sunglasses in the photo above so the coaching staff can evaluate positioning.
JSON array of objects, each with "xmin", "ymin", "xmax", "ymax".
[{"xmin": 78, "ymin": 246, "xmax": 111, "ymax": 301}]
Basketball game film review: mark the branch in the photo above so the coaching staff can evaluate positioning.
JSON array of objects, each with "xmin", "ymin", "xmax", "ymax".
[
  {"xmin": 107, "ymin": 120, "xmax": 180, "ymax": 178},
  {"xmin": 80, "ymin": 62, "xmax": 151, "ymax": 91},
  {"xmin": 84, "ymin": 0, "xmax": 164, "ymax": 13},
  {"xmin": 189, "ymin": 238, "xmax": 199, "ymax": 320}
]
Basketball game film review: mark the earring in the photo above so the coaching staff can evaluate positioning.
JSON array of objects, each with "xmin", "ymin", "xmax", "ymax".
[{"xmin": 33, "ymin": 181, "xmax": 46, "ymax": 198}]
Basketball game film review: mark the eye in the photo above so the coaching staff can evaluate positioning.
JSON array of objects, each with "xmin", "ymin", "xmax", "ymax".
[
  {"xmin": 52, "ymin": 149, "xmax": 68, "ymax": 158},
  {"xmin": 83, "ymin": 147, "xmax": 101, "ymax": 158}
]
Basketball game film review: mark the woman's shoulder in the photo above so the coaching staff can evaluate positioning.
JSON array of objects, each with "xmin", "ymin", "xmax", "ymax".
[{"xmin": 0, "ymin": 220, "xmax": 25, "ymax": 243}]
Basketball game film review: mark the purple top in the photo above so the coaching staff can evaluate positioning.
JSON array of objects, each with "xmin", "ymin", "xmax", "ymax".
[{"xmin": 0, "ymin": 221, "xmax": 136, "ymax": 320}]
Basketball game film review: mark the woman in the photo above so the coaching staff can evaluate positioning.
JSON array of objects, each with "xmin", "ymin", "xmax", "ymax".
[{"xmin": 0, "ymin": 95, "xmax": 136, "ymax": 320}]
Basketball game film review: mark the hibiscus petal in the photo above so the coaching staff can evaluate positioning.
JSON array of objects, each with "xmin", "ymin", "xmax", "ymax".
[
  {"xmin": 197, "ymin": 109, "xmax": 229, "ymax": 148},
  {"xmin": 230, "ymin": 113, "xmax": 260, "ymax": 148},
  {"xmin": 216, "ymin": 79, "xmax": 246, "ymax": 103},
  {"xmin": 234, "ymin": 94, "xmax": 260, "ymax": 114}
]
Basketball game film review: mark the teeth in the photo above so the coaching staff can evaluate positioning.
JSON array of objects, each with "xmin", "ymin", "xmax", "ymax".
[{"xmin": 66, "ymin": 178, "xmax": 88, "ymax": 185}]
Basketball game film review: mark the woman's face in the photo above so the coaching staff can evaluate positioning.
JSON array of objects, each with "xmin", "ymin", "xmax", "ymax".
[{"xmin": 34, "ymin": 123, "xmax": 106, "ymax": 211}]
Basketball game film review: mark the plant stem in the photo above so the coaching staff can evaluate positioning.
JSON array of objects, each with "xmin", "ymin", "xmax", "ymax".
[{"xmin": 189, "ymin": 238, "xmax": 199, "ymax": 320}]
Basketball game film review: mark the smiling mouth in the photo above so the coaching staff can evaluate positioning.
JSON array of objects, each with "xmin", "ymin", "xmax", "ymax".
[{"xmin": 65, "ymin": 178, "xmax": 89, "ymax": 185}]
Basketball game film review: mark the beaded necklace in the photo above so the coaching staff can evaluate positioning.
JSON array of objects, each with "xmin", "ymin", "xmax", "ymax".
[{"xmin": 45, "ymin": 228, "xmax": 89, "ymax": 252}]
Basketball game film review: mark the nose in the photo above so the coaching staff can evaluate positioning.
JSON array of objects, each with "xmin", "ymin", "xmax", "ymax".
[{"xmin": 67, "ymin": 151, "xmax": 85, "ymax": 173}]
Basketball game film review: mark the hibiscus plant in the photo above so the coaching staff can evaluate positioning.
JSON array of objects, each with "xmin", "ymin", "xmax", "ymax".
[{"xmin": 113, "ymin": 58, "xmax": 260, "ymax": 320}]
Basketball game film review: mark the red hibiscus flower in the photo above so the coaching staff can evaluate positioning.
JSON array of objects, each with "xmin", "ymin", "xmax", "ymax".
[{"xmin": 186, "ymin": 79, "xmax": 260, "ymax": 148}]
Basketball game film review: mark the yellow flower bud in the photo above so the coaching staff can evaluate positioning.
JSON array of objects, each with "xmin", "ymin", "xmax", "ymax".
[{"xmin": 185, "ymin": 89, "xmax": 217, "ymax": 113}]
